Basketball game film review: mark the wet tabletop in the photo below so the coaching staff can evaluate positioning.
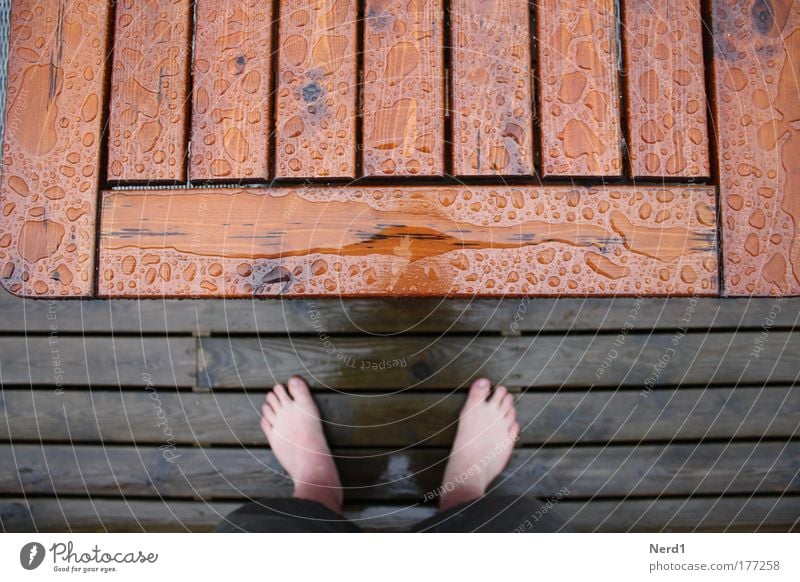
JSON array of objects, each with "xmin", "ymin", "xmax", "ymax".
[{"xmin": 0, "ymin": 0, "xmax": 798, "ymax": 298}]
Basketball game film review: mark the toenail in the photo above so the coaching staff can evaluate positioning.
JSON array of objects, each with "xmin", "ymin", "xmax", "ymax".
[{"xmin": 478, "ymin": 379, "xmax": 490, "ymax": 388}]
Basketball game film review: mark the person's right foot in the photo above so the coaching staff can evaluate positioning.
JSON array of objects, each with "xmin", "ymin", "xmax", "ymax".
[
  {"xmin": 260, "ymin": 376, "xmax": 343, "ymax": 514},
  {"xmin": 438, "ymin": 378, "xmax": 520, "ymax": 512}
]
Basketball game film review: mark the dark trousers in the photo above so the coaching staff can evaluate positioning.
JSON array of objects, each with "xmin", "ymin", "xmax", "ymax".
[{"xmin": 216, "ymin": 494, "xmax": 571, "ymax": 533}]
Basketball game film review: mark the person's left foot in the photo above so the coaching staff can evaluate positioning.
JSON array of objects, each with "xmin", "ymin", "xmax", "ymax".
[{"xmin": 260, "ymin": 376, "xmax": 343, "ymax": 514}]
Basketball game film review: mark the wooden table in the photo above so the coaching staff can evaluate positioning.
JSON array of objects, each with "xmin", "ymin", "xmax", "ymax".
[{"xmin": 0, "ymin": 0, "xmax": 797, "ymax": 298}]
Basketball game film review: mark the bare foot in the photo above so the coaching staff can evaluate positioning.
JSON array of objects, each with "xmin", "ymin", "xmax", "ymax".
[
  {"xmin": 438, "ymin": 378, "xmax": 520, "ymax": 511},
  {"xmin": 260, "ymin": 376, "xmax": 343, "ymax": 514}
]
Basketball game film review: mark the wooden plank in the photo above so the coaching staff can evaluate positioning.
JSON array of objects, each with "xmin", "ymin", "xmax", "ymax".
[
  {"xmin": 3, "ymin": 442, "xmax": 797, "ymax": 499},
  {"xmin": 0, "ymin": 498, "xmax": 239, "ymax": 533},
  {"xmin": 623, "ymin": 0, "xmax": 710, "ymax": 178},
  {"xmin": 536, "ymin": 0, "xmax": 622, "ymax": 177},
  {"xmin": 4, "ymin": 496, "xmax": 796, "ymax": 532},
  {"xmin": 0, "ymin": 289, "xmax": 208, "ymax": 333},
  {"xmin": 106, "ymin": 0, "xmax": 192, "ymax": 183},
  {"xmin": 711, "ymin": 0, "xmax": 800, "ymax": 295},
  {"xmin": 0, "ymin": 0, "xmax": 112, "ymax": 297},
  {"xmin": 4, "ymin": 388, "xmax": 798, "ymax": 446},
  {"xmin": 545, "ymin": 496, "xmax": 800, "ymax": 533},
  {"xmin": 275, "ymin": 0, "xmax": 358, "ymax": 178},
  {"xmin": 450, "ymin": 0, "xmax": 534, "ymax": 176},
  {"xmin": 98, "ymin": 186, "xmax": 718, "ymax": 297},
  {"xmin": 2, "ymin": 290, "xmax": 797, "ymax": 334},
  {"xmin": 0, "ymin": 498, "xmax": 433, "ymax": 533},
  {"xmin": 0, "ymin": 337, "xmax": 195, "ymax": 387},
  {"xmin": 190, "ymin": 0, "xmax": 273, "ymax": 182},
  {"xmin": 362, "ymin": 0, "xmax": 445, "ymax": 176},
  {"xmin": 197, "ymin": 331, "xmax": 800, "ymax": 390}
]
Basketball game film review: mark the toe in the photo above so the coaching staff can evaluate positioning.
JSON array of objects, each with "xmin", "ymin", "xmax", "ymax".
[
  {"xmin": 260, "ymin": 416, "xmax": 272, "ymax": 436},
  {"xmin": 262, "ymin": 403, "xmax": 277, "ymax": 423},
  {"xmin": 504, "ymin": 406, "xmax": 517, "ymax": 425},
  {"xmin": 467, "ymin": 378, "xmax": 491, "ymax": 403},
  {"xmin": 288, "ymin": 376, "xmax": 313, "ymax": 403},
  {"xmin": 266, "ymin": 391, "xmax": 281, "ymax": 410},
  {"xmin": 491, "ymin": 385, "xmax": 508, "ymax": 406},
  {"xmin": 501, "ymin": 407, "xmax": 517, "ymax": 436},
  {"xmin": 274, "ymin": 383, "xmax": 290, "ymax": 403},
  {"xmin": 500, "ymin": 392, "xmax": 515, "ymax": 412}
]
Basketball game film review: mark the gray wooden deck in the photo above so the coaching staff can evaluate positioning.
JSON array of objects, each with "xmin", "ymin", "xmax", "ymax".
[{"xmin": 1, "ymin": 291, "xmax": 798, "ymax": 531}]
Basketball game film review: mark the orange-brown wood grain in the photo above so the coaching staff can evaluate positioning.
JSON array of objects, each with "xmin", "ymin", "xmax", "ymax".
[
  {"xmin": 275, "ymin": 0, "xmax": 358, "ymax": 179},
  {"xmin": 0, "ymin": 0, "xmax": 111, "ymax": 297},
  {"xmin": 712, "ymin": 0, "xmax": 800, "ymax": 295},
  {"xmin": 107, "ymin": 0, "xmax": 192, "ymax": 184},
  {"xmin": 190, "ymin": 0, "xmax": 273, "ymax": 182},
  {"xmin": 98, "ymin": 186, "xmax": 718, "ymax": 298},
  {"xmin": 450, "ymin": 0, "xmax": 534, "ymax": 176},
  {"xmin": 624, "ymin": 0, "xmax": 710, "ymax": 178},
  {"xmin": 362, "ymin": 0, "xmax": 445, "ymax": 177},
  {"xmin": 536, "ymin": 0, "xmax": 622, "ymax": 178}
]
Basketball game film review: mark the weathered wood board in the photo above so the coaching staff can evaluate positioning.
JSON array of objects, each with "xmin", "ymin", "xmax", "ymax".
[
  {"xmin": 2, "ymin": 289, "xmax": 797, "ymax": 334},
  {"xmin": 3, "ymin": 496, "xmax": 797, "ymax": 533},
  {"xmin": 196, "ymin": 332, "xmax": 799, "ymax": 389},
  {"xmin": 0, "ymin": 336, "xmax": 195, "ymax": 386},
  {"xmin": 4, "ymin": 442, "xmax": 797, "ymax": 499},
  {"xmin": 0, "ymin": 331, "xmax": 797, "ymax": 390},
  {"xmin": 4, "ymin": 388, "xmax": 797, "ymax": 446}
]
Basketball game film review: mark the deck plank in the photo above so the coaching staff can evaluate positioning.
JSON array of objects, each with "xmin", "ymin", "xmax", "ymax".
[
  {"xmin": 0, "ymin": 0, "xmax": 112, "ymax": 297},
  {"xmin": 450, "ymin": 0, "xmax": 534, "ymax": 176},
  {"xmin": 190, "ymin": 0, "xmax": 273, "ymax": 182},
  {"xmin": 197, "ymin": 332, "xmax": 800, "ymax": 389},
  {"xmin": 536, "ymin": 0, "xmax": 622, "ymax": 177},
  {"xmin": 556, "ymin": 496, "xmax": 800, "ymax": 533},
  {"xmin": 3, "ymin": 496, "xmax": 796, "ymax": 532},
  {"xmin": 362, "ymin": 0, "xmax": 445, "ymax": 176},
  {"xmin": 711, "ymin": 0, "xmax": 800, "ymax": 295},
  {"xmin": 1, "ymin": 290, "xmax": 796, "ymax": 334},
  {"xmin": 3, "ymin": 443, "xmax": 797, "ymax": 500},
  {"xmin": 106, "ymin": 0, "xmax": 192, "ymax": 183},
  {"xmin": 0, "ymin": 337, "xmax": 195, "ymax": 387},
  {"xmin": 623, "ymin": 0, "xmax": 710, "ymax": 178},
  {"xmin": 0, "ymin": 498, "xmax": 433, "ymax": 533},
  {"xmin": 97, "ymin": 186, "xmax": 718, "ymax": 297},
  {"xmin": 275, "ymin": 0, "xmax": 358, "ymax": 179},
  {"xmin": 4, "ymin": 388, "xmax": 797, "ymax": 446}
]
